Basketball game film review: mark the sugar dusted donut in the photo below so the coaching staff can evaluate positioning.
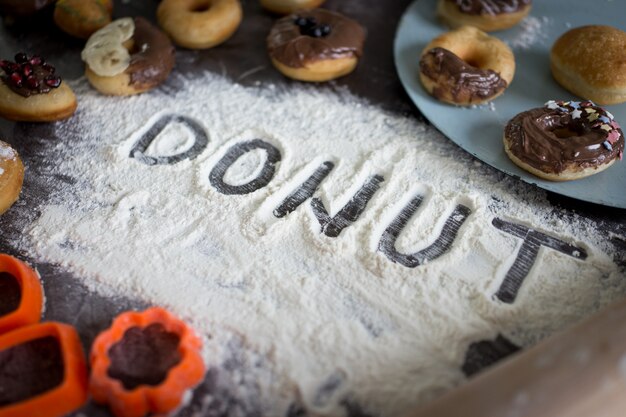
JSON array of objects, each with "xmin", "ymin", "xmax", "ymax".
[
  {"xmin": 437, "ymin": 0, "xmax": 532, "ymax": 32},
  {"xmin": 551, "ymin": 25, "xmax": 626, "ymax": 105},
  {"xmin": 267, "ymin": 9, "xmax": 366, "ymax": 82},
  {"xmin": 0, "ymin": 52, "xmax": 76, "ymax": 122},
  {"xmin": 54, "ymin": 0, "xmax": 113, "ymax": 39},
  {"xmin": 260, "ymin": 0, "xmax": 325, "ymax": 15},
  {"xmin": 504, "ymin": 100, "xmax": 624, "ymax": 181},
  {"xmin": 0, "ymin": 140, "xmax": 24, "ymax": 215},
  {"xmin": 157, "ymin": 0, "xmax": 242, "ymax": 49},
  {"xmin": 82, "ymin": 17, "xmax": 175, "ymax": 96},
  {"xmin": 419, "ymin": 26, "xmax": 514, "ymax": 105}
]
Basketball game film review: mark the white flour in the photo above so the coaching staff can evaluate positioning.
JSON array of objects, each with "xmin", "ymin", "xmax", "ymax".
[{"xmin": 14, "ymin": 72, "xmax": 626, "ymax": 416}]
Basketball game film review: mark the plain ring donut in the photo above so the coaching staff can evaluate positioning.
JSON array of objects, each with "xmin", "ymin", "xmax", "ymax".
[
  {"xmin": 504, "ymin": 100, "xmax": 624, "ymax": 181},
  {"xmin": 82, "ymin": 17, "xmax": 175, "ymax": 96},
  {"xmin": 437, "ymin": 0, "xmax": 532, "ymax": 32},
  {"xmin": 157, "ymin": 0, "xmax": 242, "ymax": 49},
  {"xmin": 419, "ymin": 25, "xmax": 515, "ymax": 105}
]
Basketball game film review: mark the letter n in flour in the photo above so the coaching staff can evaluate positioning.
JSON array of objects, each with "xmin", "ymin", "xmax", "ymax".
[
  {"xmin": 129, "ymin": 114, "xmax": 209, "ymax": 165},
  {"xmin": 378, "ymin": 196, "xmax": 471, "ymax": 267},
  {"xmin": 492, "ymin": 218, "xmax": 587, "ymax": 304},
  {"xmin": 311, "ymin": 175, "xmax": 384, "ymax": 238}
]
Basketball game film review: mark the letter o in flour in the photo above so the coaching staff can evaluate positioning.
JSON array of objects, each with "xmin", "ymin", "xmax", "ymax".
[{"xmin": 209, "ymin": 139, "xmax": 282, "ymax": 195}]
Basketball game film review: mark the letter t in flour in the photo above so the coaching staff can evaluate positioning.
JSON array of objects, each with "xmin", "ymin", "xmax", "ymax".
[{"xmin": 492, "ymin": 218, "xmax": 588, "ymax": 304}]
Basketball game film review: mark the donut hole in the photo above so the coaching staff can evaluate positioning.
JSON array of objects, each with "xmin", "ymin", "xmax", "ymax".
[
  {"xmin": 552, "ymin": 127, "xmax": 582, "ymax": 139},
  {"xmin": 456, "ymin": 48, "xmax": 490, "ymax": 70},
  {"xmin": 190, "ymin": 0, "xmax": 212, "ymax": 12}
]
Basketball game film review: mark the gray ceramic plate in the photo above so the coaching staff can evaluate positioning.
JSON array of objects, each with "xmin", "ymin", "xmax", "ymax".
[{"xmin": 394, "ymin": 0, "xmax": 626, "ymax": 208}]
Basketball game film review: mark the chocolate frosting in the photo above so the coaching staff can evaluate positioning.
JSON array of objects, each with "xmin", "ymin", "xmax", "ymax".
[
  {"xmin": 0, "ymin": 0, "xmax": 54, "ymax": 16},
  {"xmin": 505, "ymin": 101, "xmax": 624, "ymax": 174},
  {"xmin": 419, "ymin": 47, "xmax": 507, "ymax": 102},
  {"xmin": 107, "ymin": 323, "xmax": 181, "ymax": 390},
  {"xmin": 128, "ymin": 17, "xmax": 175, "ymax": 89},
  {"xmin": 447, "ymin": 0, "xmax": 531, "ymax": 15},
  {"xmin": 267, "ymin": 9, "xmax": 366, "ymax": 68},
  {"xmin": 0, "ymin": 336, "xmax": 64, "ymax": 406}
]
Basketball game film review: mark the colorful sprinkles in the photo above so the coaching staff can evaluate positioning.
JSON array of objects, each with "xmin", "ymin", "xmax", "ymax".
[{"xmin": 544, "ymin": 100, "xmax": 623, "ymax": 160}]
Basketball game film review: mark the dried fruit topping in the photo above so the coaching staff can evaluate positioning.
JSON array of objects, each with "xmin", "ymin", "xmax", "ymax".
[
  {"xmin": 294, "ymin": 16, "xmax": 331, "ymax": 38},
  {"xmin": 0, "ymin": 53, "xmax": 61, "ymax": 97}
]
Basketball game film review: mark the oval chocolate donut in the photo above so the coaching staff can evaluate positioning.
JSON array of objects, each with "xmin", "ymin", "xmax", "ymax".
[
  {"xmin": 82, "ymin": 17, "xmax": 175, "ymax": 96},
  {"xmin": 504, "ymin": 100, "xmax": 624, "ymax": 181},
  {"xmin": 437, "ymin": 0, "xmax": 532, "ymax": 32},
  {"xmin": 267, "ymin": 9, "xmax": 366, "ymax": 82}
]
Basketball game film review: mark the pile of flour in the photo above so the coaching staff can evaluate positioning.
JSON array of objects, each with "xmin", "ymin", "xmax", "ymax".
[{"xmin": 12, "ymin": 71, "xmax": 626, "ymax": 416}]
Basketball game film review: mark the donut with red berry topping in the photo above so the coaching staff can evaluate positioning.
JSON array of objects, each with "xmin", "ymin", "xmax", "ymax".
[
  {"xmin": 504, "ymin": 100, "xmax": 624, "ymax": 181},
  {"xmin": 0, "ymin": 52, "xmax": 77, "ymax": 122}
]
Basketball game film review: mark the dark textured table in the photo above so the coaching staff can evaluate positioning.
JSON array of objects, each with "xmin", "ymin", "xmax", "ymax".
[{"xmin": 0, "ymin": 1, "xmax": 625, "ymax": 416}]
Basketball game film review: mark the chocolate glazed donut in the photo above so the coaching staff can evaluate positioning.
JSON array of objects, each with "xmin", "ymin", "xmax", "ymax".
[
  {"xmin": 450, "ymin": 0, "xmax": 531, "ymax": 15},
  {"xmin": 267, "ymin": 8, "xmax": 365, "ymax": 82},
  {"xmin": 127, "ymin": 18, "xmax": 175, "ymax": 91},
  {"xmin": 437, "ymin": 0, "xmax": 532, "ymax": 31},
  {"xmin": 0, "ymin": 0, "xmax": 54, "ymax": 15},
  {"xmin": 504, "ymin": 100, "xmax": 624, "ymax": 181},
  {"xmin": 83, "ymin": 17, "xmax": 175, "ymax": 96}
]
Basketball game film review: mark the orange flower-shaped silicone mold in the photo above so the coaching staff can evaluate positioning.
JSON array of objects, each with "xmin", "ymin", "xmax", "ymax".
[
  {"xmin": 0, "ymin": 253, "xmax": 44, "ymax": 334},
  {"xmin": 90, "ymin": 307, "xmax": 205, "ymax": 417},
  {"xmin": 0, "ymin": 322, "xmax": 89, "ymax": 417}
]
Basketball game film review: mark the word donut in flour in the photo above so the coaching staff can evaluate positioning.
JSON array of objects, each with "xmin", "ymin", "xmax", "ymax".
[
  {"xmin": 54, "ymin": 0, "xmax": 113, "ymax": 39},
  {"xmin": 0, "ymin": 52, "xmax": 76, "ymax": 122},
  {"xmin": 0, "ymin": 140, "xmax": 24, "ymax": 215},
  {"xmin": 267, "ymin": 9, "xmax": 366, "ymax": 82},
  {"xmin": 260, "ymin": 0, "xmax": 326, "ymax": 15},
  {"xmin": 82, "ymin": 17, "xmax": 175, "ymax": 96},
  {"xmin": 504, "ymin": 100, "xmax": 624, "ymax": 181},
  {"xmin": 157, "ymin": 0, "xmax": 242, "ymax": 49},
  {"xmin": 419, "ymin": 26, "xmax": 515, "ymax": 105},
  {"xmin": 551, "ymin": 25, "xmax": 626, "ymax": 105},
  {"xmin": 437, "ymin": 0, "xmax": 532, "ymax": 32}
]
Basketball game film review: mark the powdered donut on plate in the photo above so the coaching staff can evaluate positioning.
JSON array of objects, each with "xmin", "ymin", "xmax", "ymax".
[
  {"xmin": 267, "ymin": 9, "xmax": 366, "ymax": 82},
  {"xmin": 419, "ymin": 25, "xmax": 515, "ymax": 105},
  {"xmin": 260, "ymin": 0, "xmax": 325, "ymax": 15},
  {"xmin": 0, "ymin": 52, "xmax": 76, "ymax": 122},
  {"xmin": 0, "ymin": 140, "xmax": 24, "ymax": 215},
  {"xmin": 437, "ymin": 0, "xmax": 532, "ymax": 32},
  {"xmin": 157, "ymin": 0, "xmax": 242, "ymax": 49},
  {"xmin": 504, "ymin": 100, "xmax": 624, "ymax": 181},
  {"xmin": 551, "ymin": 25, "xmax": 626, "ymax": 105},
  {"xmin": 82, "ymin": 17, "xmax": 175, "ymax": 96}
]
